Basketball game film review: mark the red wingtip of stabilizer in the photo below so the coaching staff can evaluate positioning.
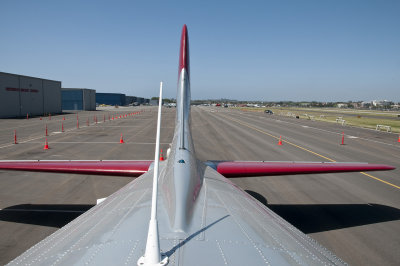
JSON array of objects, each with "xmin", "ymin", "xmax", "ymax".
[{"xmin": 179, "ymin": 24, "xmax": 190, "ymax": 76}]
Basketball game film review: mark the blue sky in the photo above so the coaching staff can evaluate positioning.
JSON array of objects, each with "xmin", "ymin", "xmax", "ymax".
[{"xmin": 1, "ymin": 0, "xmax": 399, "ymax": 102}]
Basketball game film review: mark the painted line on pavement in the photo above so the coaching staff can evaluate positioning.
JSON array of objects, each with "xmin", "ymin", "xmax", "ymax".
[
  {"xmin": 0, "ymin": 119, "xmax": 140, "ymax": 149},
  {"xmin": 360, "ymin": 172, "xmax": 400, "ymax": 189},
  {"xmin": 220, "ymin": 114, "xmax": 399, "ymax": 191},
  {"xmin": 267, "ymin": 117, "xmax": 400, "ymax": 148},
  {"xmin": 234, "ymin": 111, "xmax": 400, "ymax": 148}
]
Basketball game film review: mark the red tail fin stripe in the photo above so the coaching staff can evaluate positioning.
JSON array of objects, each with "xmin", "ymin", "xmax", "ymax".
[{"xmin": 179, "ymin": 24, "xmax": 190, "ymax": 77}]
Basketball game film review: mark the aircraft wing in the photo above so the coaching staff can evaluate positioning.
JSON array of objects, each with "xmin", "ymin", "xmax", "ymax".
[
  {"xmin": 0, "ymin": 160, "xmax": 153, "ymax": 177},
  {"xmin": 207, "ymin": 161, "xmax": 395, "ymax": 177}
]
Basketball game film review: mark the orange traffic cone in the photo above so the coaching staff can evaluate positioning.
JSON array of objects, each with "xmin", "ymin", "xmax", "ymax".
[
  {"xmin": 14, "ymin": 130, "xmax": 17, "ymax": 144},
  {"xmin": 160, "ymin": 149, "xmax": 165, "ymax": 161},
  {"xmin": 43, "ymin": 138, "xmax": 49, "ymax": 150},
  {"xmin": 120, "ymin": 134, "xmax": 124, "ymax": 144},
  {"xmin": 278, "ymin": 136, "xmax": 283, "ymax": 146}
]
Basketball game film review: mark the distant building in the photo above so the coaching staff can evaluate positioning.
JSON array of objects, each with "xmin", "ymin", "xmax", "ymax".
[
  {"xmin": 62, "ymin": 88, "xmax": 96, "ymax": 111},
  {"xmin": 96, "ymin": 93, "xmax": 126, "ymax": 106},
  {"xmin": 361, "ymin": 101, "xmax": 371, "ymax": 108},
  {"xmin": 372, "ymin": 100, "xmax": 392, "ymax": 108},
  {"xmin": 372, "ymin": 100, "xmax": 380, "ymax": 107},
  {"xmin": 336, "ymin": 103, "xmax": 348, "ymax": 108},
  {"xmin": 349, "ymin": 102, "xmax": 362, "ymax": 108},
  {"xmin": 126, "ymin": 96, "xmax": 137, "ymax": 105},
  {"xmin": 136, "ymin": 97, "xmax": 144, "ymax": 104},
  {"xmin": 0, "ymin": 72, "xmax": 61, "ymax": 118}
]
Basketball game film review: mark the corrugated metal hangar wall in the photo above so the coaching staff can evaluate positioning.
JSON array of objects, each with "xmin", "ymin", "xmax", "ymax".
[
  {"xmin": 62, "ymin": 88, "xmax": 96, "ymax": 111},
  {"xmin": 0, "ymin": 72, "xmax": 62, "ymax": 118}
]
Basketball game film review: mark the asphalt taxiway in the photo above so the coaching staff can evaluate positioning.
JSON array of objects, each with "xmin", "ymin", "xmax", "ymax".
[{"xmin": 0, "ymin": 106, "xmax": 399, "ymax": 265}]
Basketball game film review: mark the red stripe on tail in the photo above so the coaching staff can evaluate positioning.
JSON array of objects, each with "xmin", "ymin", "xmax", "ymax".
[{"xmin": 179, "ymin": 24, "xmax": 190, "ymax": 77}]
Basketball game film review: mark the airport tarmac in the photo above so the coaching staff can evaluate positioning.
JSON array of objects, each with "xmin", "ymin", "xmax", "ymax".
[{"xmin": 0, "ymin": 106, "xmax": 399, "ymax": 265}]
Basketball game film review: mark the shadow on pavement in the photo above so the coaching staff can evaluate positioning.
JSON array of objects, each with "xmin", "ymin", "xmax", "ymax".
[
  {"xmin": 245, "ymin": 190, "xmax": 400, "ymax": 234},
  {"xmin": 0, "ymin": 204, "xmax": 94, "ymax": 228},
  {"xmin": 2, "ymin": 193, "xmax": 400, "ymax": 234}
]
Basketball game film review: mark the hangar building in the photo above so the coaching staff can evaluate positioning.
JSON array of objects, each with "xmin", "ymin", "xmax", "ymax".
[
  {"xmin": 0, "ymin": 72, "xmax": 61, "ymax": 118},
  {"xmin": 125, "ymin": 96, "xmax": 136, "ymax": 105},
  {"xmin": 96, "ymin": 93, "xmax": 126, "ymax": 106},
  {"xmin": 62, "ymin": 88, "xmax": 96, "ymax": 111}
]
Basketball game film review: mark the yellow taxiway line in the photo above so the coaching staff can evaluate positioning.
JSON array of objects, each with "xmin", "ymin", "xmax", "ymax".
[{"xmin": 221, "ymin": 114, "xmax": 399, "ymax": 190}]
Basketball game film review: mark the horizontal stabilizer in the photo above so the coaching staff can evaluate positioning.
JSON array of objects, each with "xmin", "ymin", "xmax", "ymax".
[
  {"xmin": 206, "ymin": 161, "xmax": 395, "ymax": 178},
  {"xmin": 0, "ymin": 160, "xmax": 153, "ymax": 177}
]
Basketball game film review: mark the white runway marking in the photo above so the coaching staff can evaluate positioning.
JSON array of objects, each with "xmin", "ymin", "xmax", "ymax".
[
  {"xmin": 232, "ymin": 112, "xmax": 400, "ymax": 149},
  {"xmin": 0, "ymin": 124, "xmax": 94, "ymax": 149},
  {"xmin": 273, "ymin": 119, "xmax": 399, "ymax": 148},
  {"xmin": 0, "ymin": 121, "xmax": 148, "ymax": 149}
]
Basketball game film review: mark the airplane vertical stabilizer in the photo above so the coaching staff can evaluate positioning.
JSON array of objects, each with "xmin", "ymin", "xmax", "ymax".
[
  {"xmin": 160, "ymin": 25, "xmax": 203, "ymax": 233},
  {"xmin": 177, "ymin": 24, "xmax": 191, "ymax": 151}
]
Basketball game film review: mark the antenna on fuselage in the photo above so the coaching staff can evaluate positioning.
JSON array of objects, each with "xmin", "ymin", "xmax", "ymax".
[{"xmin": 138, "ymin": 82, "xmax": 168, "ymax": 266}]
